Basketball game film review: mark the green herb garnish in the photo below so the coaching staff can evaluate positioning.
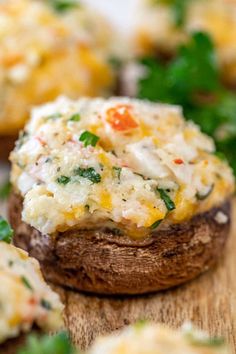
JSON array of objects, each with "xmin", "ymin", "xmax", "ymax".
[
  {"xmin": 45, "ymin": 113, "xmax": 62, "ymax": 120},
  {"xmin": 17, "ymin": 332, "xmax": 76, "ymax": 354},
  {"xmin": 69, "ymin": 113, "xmax": 81, "ymax": 122},
  {"xmin": 21, "ymin": 276, "xmax": 33, "ymax": 291},
  {"xmin": 112, "ymin": 166, "xmax": 122, "ymax": 180},
  {"xmin": 157, "ymin": 188, "xmax": 176, "ymax": 211},
  {"xmin": 16, "ymin": 130, "xmax": 28, "ymax": 149},
  {"xmin": 74, "ymin": 167, "xmax": 101, "ymax": 184},
  {"xmin": 0, "ymin": 217, "xmax": 13, "ymax": 243},
  {"xmin": 48, "ymin": 0, "xmax": 79, "ymax": 13},
  {"xmin": 0, "ymin": 181, "xmax": 11, "ymax": 200},
  {"xmin": 40, "ymin": 299, "xmax": 52, "ymax": 310},
  {"xmin": 186, "ymin": 332, "xmax": 225, "ymax": 347},
  {"xmin": 150, "ymin": 219, "xmax": 163, "ymax": 230},
  {"xmin": 57, "ymin": 176, "xmax": 71, "ymax": 185},
  {"xmin": 196, "ymin": 184, "xmax": 214, "ymax": 201},
  {"xmin": 158, "ymin": 0, "xmax": 191, "ymax": 27},
  {"xmin": 79, "ymin": 131, "xmax": 99, "ymax": 147},
  {"xmin": 137, "ymin": 31, "xmax": 236, "ymax": 176}
]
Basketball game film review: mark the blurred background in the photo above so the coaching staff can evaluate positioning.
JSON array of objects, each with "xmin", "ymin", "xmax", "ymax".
[{"xmin": 1, "ymin": 0, "xmax": 236, "ymax": 199}]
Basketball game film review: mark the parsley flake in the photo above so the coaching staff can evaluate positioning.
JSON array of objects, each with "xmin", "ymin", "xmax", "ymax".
[
  {"xmin": 57, "ymin": 176, "xmax": 71, "ymax": 185},
  {"xmin": 74, "ymin": 167, "xmax": 101, "ymax": 184},
  {"xmin": 0, "ymin": 217, "xmax": 13, "ymax": 243},
  {"xmin": 79, "ymin": 131, "xmax": 99, "ymax": 147},
  {"xmin": 157, "ymin": 188, "xmax": 176, "ymax": 211}
]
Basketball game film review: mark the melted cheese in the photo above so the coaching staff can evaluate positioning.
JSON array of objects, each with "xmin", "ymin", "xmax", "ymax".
[
  {"xmin": 0, "ymin": 242, "xmax": 63, "ymax": 344},
  {"xmin": 0, "ymin": 0, "xmax": 115, "ymax": 135},
  {"xmin": 88, "ymin": 323, "xmax": 230, "ymax": 354},
  {"xmin": 10, "ymin": 96, "xmax": 234, "ymax": 237},
  {"xmin": 134, "ymin": 0, "xmax": 236, "ymax": 84}
]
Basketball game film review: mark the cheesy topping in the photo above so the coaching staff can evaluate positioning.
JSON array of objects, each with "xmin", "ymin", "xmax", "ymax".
[
  {"xmin": 134, "ymin": 0, "xmax": 236, "ymax": 84},
  {"xmin": 0, "ymin": 0, "xmax": 115, "ymax": 135},
  {"xmin": 10, "ymin": 96, "xmax": 234, "ymax": 237},
  {"xmin": 0, "ymin": 241, "xmax": 63, "ymax": 344},
  {"xmin": 88, "ymin": 323, "xmax": 230, "ymax": 354}
]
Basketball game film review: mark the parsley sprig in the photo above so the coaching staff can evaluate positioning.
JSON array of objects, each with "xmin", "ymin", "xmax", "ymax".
[
  {"xmin": 17, "ymin": 332, "xmax": 76, "ymax": 354},
  {"xmin": 158, "ymin": 0, "xmax": 191, "ymax": 27},
  {"xmin": 48, "ymin": 0, "xmax": 80, "ymax": 13},
  {"xmin": 0, "ymin": 216, "xmax": 13, "ymax": 244},
  {"xmin": 137, "ymin": 31, "xmax": 236, "ymax": 176},
  {"xmin": 79, "ymin": 131, "xmax": 99, "ymax": 147}
]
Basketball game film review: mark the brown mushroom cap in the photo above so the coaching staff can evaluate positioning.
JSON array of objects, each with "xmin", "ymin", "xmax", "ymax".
[{"xmin": 9, "ymin": 192, "xmax": 231, "ymax": 295}]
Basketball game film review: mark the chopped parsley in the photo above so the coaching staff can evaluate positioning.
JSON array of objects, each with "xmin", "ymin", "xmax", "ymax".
[
  {"xmin": 158, "ymin": 0, "xmax": 191, "ymax": 27},
  {"xmin": 40, "ymin": 299, "xmax": 52, "ymax": 310},
  {"xmin": 137, "ymin": 31, "xmax": 236, "ymax": 176},
  {"xmin": 156, "ymin": 188, "xmax": 176, "ymax": 211},
  {"xmin": 16, "ymin": 130, "xmax": 28, "ymax": 149},
  {"xmin": 69, "ymin": 113, "xmax": 81, "ymax": 122},
  {"xmin": 0, "ymin": 217, "xmax": 13, "ymax": 243},
  {"xmin": 0, "ymin": 180, "xmax": 11, "ymax": 200},
  {"xmin": 48, "ymin": 0, "xmax": 80, "ymax": 13},
  {"xmin": 21, "ymin": 276, "xmax": 33, "ymax": 291},
  {"xmin": 196, "ymin": 184, "xmax": 214, "ymax": 201},
  {"xmin": 112, "ymin": 166, "xmax": 122, "ymax": 180},
  {"xmin": 45, "ymin": 113, "xmax": 62, "ymax": 120},
  {"xmin": 79, "ymin": 131, "xmax": 99, "ymax": 147},
  {"xmin": 186, "ymin": 332, "xmax": 225, "ymax": 347},
  {"xmin": 74, "ymin": 167, "xmax": 101, "ymax": 184},
  {"xmin": 150, "ymin": 219, "xmax": 163, "ymax": 230},
  {"xmin": 17, "ymin": 332, "xmax": 76, "ymax": 354},
  {"xmin": 57, "ymin": 176, "xmax": 71, "ymax": 185}
]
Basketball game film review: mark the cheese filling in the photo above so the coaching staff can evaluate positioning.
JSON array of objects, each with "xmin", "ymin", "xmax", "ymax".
[
  {"xmin": 0, "ymin": 0, "xmax": 115, "ymax": 135},
  {"xmin": 10, "ymin": 96, "xmax": 234, "ymax": 237},
  {"xmin": 0, "ymin": 242, "xmax": 63, "ymax": 344}
]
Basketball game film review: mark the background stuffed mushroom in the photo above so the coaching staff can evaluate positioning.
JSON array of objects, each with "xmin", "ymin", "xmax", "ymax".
[{"xmin": 0, "ymin": 0, "xmax": 117, "ymax": 160}]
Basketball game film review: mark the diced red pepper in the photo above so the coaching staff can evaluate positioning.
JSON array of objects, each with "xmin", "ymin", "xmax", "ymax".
[
  {"xmin": 107, "ymin": 105, "xmax": 138, "ymax": 131},
  {"xmin": 174, "ymin": 158, "xmax": 184, "ymax": 165}
]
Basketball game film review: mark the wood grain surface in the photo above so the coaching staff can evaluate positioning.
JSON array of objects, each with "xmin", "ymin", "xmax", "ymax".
[
  {"xmin": 0, "ymin": 164, "xmax": 235, "ymax": 352},
  {"xmin": 55, "ymin": 200, "xmax": 236, "ymax": 352}
]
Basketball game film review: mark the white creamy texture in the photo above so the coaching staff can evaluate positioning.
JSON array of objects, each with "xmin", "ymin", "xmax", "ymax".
[
  {"xmin": 0, "ymin": 0, "xmax": 115, "ymax": 134},
  {"xmin": 134, "ymin": 0, "xmax": 236, "ymax": 83},
  {"xmin": 89, "ymin": 323, "xmax": 230, "ymax": 354},
  {"xmin": 10, "ymin": 96, "xmax": 234, "ymax": 237},
  {"xmin": 0, "ymin": 242, "xmax": 64, "ymax": 344}
]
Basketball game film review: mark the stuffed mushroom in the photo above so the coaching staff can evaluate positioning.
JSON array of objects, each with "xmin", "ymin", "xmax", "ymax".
[{"xmin": 9, "ymin": 96, "xmax": 235, "ymax": 294}]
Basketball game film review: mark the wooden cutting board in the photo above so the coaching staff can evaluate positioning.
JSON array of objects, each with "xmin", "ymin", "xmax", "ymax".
[{"xmin": 54, "ymin": 200, "xmax": 236, "ymax": 352}]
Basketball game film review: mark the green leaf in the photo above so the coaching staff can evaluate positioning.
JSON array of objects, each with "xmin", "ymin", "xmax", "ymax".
[
  {"xmin": 196, "ymin": 184, "xmax": 214, "ymax": 201},
  {"xmin": 150, "ymin": 219, "xmax": 163, "ymax": 230},
  {"xmin": 69, "ymin": 113, "xmax": 81, "ymax": 122},
  {"xmin": 186, "ymin": 333, "xmax": 225, "ymax": 347},
  {"xmin": 48, "ymin": 0, "xmax": 80, "ymax": 13},
  {"xmin": 157, "ymin": 0, "xmax": 191, "ymax": 27},
  {"xmin": 21, "ymin": 276, "xmax": 33, "ymax": 291},
  {"xmin": 0, "ymin": 217, "xmax": 13, "ymax": 243},
  {"xmin": 45, "ymin": 113, "xmax": 62, "ymax": 121},
  {"xmin": 156, "ymin": 188, "xmax": 176, "ymax": 211},
  {"xmin": 17, "ymin": 332, "xmax": 76, "ymax": 354},
  {"xmin": 57, "ymin": 176, "xmax": 71, "ymax": 185},
  {"xmin": 40, "ymin": 299, "xmax": 52, "ymax": 310},
  {"xmin": 0, "ymin": 180, "xmax": 11, "ymax": 200},
  {"xmin": 74, "ymin": 167, "xmax": 101, "ymax": 184},
  {"xmin": 137, "ymin": 31, "xmax": 236, "ymax": 178},
  {"xmin": 79, "ymin": 131, "xmax": 99, "ymax": 147},
  {"xmin": 112, "ymin": 166, "xmax": 122, "ymax": 180}
]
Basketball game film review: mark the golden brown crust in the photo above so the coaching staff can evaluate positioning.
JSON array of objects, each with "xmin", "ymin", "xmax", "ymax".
[
  {"xmin": 9, "ymin": 192, "xmax": 232, "ymax": 295},
  {"xmin": 0, "ymin": 135, "xmax": 16, "ymax": 162}
]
